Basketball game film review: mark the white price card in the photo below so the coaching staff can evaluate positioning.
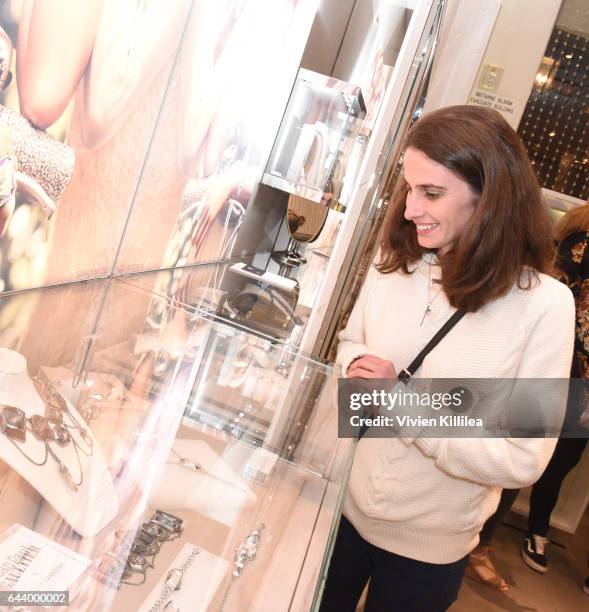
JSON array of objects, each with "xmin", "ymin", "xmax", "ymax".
[{"xmin": 0, "ymin": 524, "xmax": 91, "ymax": 591}]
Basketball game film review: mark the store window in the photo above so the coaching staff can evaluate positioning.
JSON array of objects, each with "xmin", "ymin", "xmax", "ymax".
[{"xmin": 518, "ymin": 0, "xmax": 589, "ymax": 201}]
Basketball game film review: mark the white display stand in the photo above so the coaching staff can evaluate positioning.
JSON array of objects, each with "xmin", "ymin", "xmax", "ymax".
[
  {"xmin": 138, "ymin": 543, "xmax": 228, "ymax": 612},
  {"xmin": 148, "ymin": 439, "xmax": 255, "ymax": 527},
  {"xmin": 0, "ymin": 349, "xmax": 118, "ymax": 537}
]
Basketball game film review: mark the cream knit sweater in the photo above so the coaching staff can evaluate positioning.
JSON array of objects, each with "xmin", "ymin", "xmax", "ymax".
[{"xmin": 337, "ymin": 256, "xmax": 575, "ymax": 564}]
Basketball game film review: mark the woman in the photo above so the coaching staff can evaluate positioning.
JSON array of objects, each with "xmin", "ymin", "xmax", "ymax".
[
  {"xmin": 519, "ymin": 203, "xmax": 589, "ymax": 575},
  {"xmin": 460, "ymin": 203, "xmax": 589, "ymax": 591},
  {"xmin": 319, "ymin": 105, "xmax": 575, "ymax": 612}
]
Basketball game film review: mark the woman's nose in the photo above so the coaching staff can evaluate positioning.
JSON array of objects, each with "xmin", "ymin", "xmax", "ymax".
[{"xmin": 404, "ymin": 192, "xmax": 424, "ymax": 220}]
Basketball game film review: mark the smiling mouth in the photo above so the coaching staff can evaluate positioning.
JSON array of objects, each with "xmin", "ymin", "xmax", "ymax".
[{"xmin": 415, "ymin": 223, "xmax": 440, "ymax": 234}]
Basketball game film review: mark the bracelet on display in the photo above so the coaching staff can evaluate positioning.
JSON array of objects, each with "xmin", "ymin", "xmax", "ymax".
[
  {"xmin": 120, "ymin": 511, "xmax": 184, "ymax": 587},
  {"xmin": 219, "ymin": 523, "xmax": 266, "ymax": 611},
  {"xmin": 147, "ymin": 546, "xmax": 200, "ymax": 612},
  {"xmin": 94, "ymin": 531, "xmax": 137, "ymax": 590},
  {"xmin": 232, "ymin": 523, "xmax": 265, "ymax": 579}
]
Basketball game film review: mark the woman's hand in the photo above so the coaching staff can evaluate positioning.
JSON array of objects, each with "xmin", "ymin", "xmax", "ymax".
[{"xmin": 347, "ymin": 355, "xmax": 397, "ymax": 379}]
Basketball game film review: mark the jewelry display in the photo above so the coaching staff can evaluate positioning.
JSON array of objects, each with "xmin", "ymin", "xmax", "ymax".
[
  {"xmin": 147, "ymin": 546, "xmax": 200, "ymax": 612},
  {"xmin": 94, "ymin": 531, "xmax": 136, "ymax": 590},
  {"xmin": 0, "ymin": 402, "xmax": 84, "ymax": 492},
  {"xmin": 166, "ymin": 447, "xmax": 247, "ymax": 491},
  {"xmin": 218, "ymin": 523, "xmax": 267, "ymax": 611},
  {"xmin": 0, "ymin": 351, "xmax": 118, "ymax": 536},
  {"xmin": 71, "ymin": 371, "xmax": 130, "ymax": 423},
  {"xmin": 119, "ymin": 511, "xmax": 184, "ymax": 587},
  {"xmin": 231, "ymin": 523, "xmax": 265, "ymax": 579},
  {"xmin": 33, "ymin": 377, "xmax": 94, "ymax": 454}
]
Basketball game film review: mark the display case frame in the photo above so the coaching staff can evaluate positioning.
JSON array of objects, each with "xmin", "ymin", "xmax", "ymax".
[{"xmin": 0, "ymin": 274, "xmax": 353, "ymax": 611}]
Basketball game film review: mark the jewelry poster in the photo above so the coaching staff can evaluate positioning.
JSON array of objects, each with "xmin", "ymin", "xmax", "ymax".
[
  {"xmin": 0, "ymin": 0, "xmax": 318, "ymax": 373},
  {"xmin": 0, "ymin": 0, "xmax": 193, "ymax": 292},
  {"xmin": 113, "ymin": 0, "xmax": 319, "ymax": 274}
]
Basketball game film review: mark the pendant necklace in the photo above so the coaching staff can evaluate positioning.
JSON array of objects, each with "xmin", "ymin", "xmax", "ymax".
[
  {"xmin": 0, "ymin": 403, "xmax": 84, "ymax": 491},
  {"xmin": 0, "ymin": 376, "xmax": 95, "ymax": 492},
  {"xmin": 167, "ymin": 447, "xmax": 247, "ymax": 491},
  {"xmin": 33, "ymin": 378, "xmax": 94, "ymax": 457},
  {"xmin": 420, "ymin": 255, "xmax": 442, "ymax": 327}
]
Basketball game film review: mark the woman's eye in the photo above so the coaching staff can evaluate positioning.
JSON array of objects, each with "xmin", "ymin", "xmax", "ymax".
[{"xmin": 425, "ymin": 192, "xmax": 442, "ymax": 200}]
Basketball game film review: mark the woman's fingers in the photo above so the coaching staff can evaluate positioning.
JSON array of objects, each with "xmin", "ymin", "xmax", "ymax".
[
  {"xmin": 359, "ymin": 354, "xmax": 387, "ymax": 365},
  {"xmin": 348, "ymin": 358, "xmax": 397, "ymax": 380},
  {"xmin": 347, "ymin": 367, "xmax": 381, "ymax": 379}
]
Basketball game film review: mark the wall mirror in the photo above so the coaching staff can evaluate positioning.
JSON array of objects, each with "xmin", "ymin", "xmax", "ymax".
[{"xmin": 273, "ymin": 194, "xmax": 329, "ymax": 267}]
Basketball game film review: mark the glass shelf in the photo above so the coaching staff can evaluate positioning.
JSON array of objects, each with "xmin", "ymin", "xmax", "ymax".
[
  {"xmin": 0, "ymin": 276, "xmax": 353, "ymax": 611},
  {"xmin": 263, "ymin": 68, "xmax": 366, "ymax": 203}
]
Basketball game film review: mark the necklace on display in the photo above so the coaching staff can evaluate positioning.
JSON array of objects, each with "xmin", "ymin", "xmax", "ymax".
[
  {"xmin": 33, "ymin": 377, "xmax": 94, "ymax": 454},
  {"xmin": 0, "ymin": 403, "xmax": 83, "ymax": 491},
  {"xmin": 167, "ymin": 447, "xmax": 247, "ymax": 491},
  {"xmin": 0, "ymin": 375, "xmax": 94, "ymax": 492}
]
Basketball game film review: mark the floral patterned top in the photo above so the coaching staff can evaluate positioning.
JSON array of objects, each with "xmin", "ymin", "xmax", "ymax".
[{"xmin": 555, "ymin": 230, "xmax": 589, "ymax": 379}]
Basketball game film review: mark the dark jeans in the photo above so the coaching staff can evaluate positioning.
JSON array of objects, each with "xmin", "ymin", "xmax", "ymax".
[
  {"xmin": 478, "ymin": 437, "xmax": 588, "ymax": 545},
  {"xmin": 318, "ymin": 516, "xmax": 468, "ymax": 612}
]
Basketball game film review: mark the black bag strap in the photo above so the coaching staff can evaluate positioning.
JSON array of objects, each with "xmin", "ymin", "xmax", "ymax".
[
  {"xmin": 397, "ymin": 308, "xmax": 467, "ymax": 383},
  {"xmin": 357, "ymin": 308, "xmax": 467, "ymax": 440}
]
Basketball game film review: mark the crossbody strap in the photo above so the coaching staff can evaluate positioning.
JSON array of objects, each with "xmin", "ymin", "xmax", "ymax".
[
  {"xmin": 357, "ymin": 308, "xmax": 467, "ymax": 440},
  {"xmin": 397, "ymin": 308, "xmax": 467, "ymax": 383}
]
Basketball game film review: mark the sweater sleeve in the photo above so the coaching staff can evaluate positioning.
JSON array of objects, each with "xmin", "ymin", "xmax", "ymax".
[
  {"xmin": 413, "ymin": 281, "xmax": 575, "ymax": 488},
  {"xmin": 336, "ymin": 265, "xmax": 379, "ymax": 376}
]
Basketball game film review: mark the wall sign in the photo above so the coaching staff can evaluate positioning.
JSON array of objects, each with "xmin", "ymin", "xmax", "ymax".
[{"xmin": 468, "ymin": 89, "xmax": 521, "ymax": 121}]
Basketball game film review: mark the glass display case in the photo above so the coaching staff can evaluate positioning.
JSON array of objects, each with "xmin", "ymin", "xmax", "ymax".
[
  {"xmin": 263, "ymin": 68, "xmax": 366, "ymax": 204},
  {"xmin": 0, "ymin": 1, "xmax": 450, "ymax": 609},
  {"xmin": 0, "ymin": 274, "xmax": 353, "ymax": 611},
  {"xmin": 122, "ymin": 260, "xmax": 323, "ymax": 346}
]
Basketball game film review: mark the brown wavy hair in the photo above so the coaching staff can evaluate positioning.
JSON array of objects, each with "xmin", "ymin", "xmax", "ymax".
[
  {"xmin": 378, "ymin": 105, "xmax": 554, "ymax": 312},
  {"xmin": 555, "ymin": 203, "xmax": 589, "ymax": 243}
]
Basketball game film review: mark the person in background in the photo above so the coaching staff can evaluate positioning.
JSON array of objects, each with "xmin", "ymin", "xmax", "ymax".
[
  {"xmin": 465, "ymin": 488, "xmax": 519, "ymax": 590},
  {"xmin": 318, "ymin": 105, "xmax": 575, "ymax": 612},
  {"xmin": 521, "ymin": 203, "xmax": 589, "ymax": 578},
  {"xmin": 465, "ymin": 203, "xmax": 589, "ymax": 594}
]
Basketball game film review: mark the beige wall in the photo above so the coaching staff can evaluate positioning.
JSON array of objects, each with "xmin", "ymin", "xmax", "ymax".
[
  {"xmin": 300, "ymin": 0, "xmax": 357, "ymax": 75},
  {"xmin": 468, "ymin": 0, "xmax": 563, "ymax": 129},
  {"xmin": 423, "ymin": 0, "xmax": 501, "ymax": 114}
]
